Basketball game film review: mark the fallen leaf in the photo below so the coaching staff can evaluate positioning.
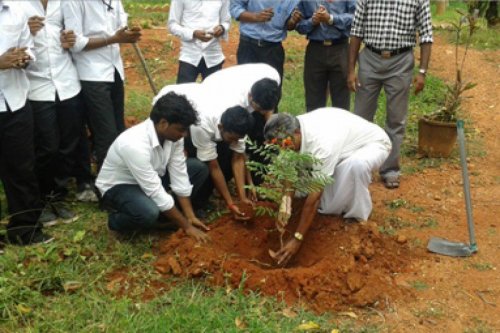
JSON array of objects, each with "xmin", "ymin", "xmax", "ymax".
[
  {"xmin": 338, "ymin": 311, "xmax": 358, "ymax": 319},
  {"xmin": 141, "ymin": 252, "xmax": 153, "ymax": 260},
  {"xmin": 235, "ymin": 317, "xmax": 247, "ymax": 329},
  {"xmin": 106, "ymin": 276, "xmax": 124, "ymax": 292},
  {"xmin": 269, "ymin": 249, "xmax": 278, "ymax": 260},
  {"xmin": 282, "ymin": 307, "xmax": 298, "ymax": 318},
  {"xmin": 73, "ymin": 230, "xmax": 86, "ymax": 243},
  {"xmin": 16, "ymin": 304, "xmax": 32, "ymax": 314},
  {"xmin": 63, "ymin": 281, "xmax": 82, "ymax": 293},
  {"xmin": 331, "ymin": 330, "xmax": 340, "ymax": 333},
  {"xmin": 296, "ymin": 321, "xmax": 321, "ymax": 331}
]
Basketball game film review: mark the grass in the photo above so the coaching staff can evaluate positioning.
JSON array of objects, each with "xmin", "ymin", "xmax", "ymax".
[{"xmin": 409, "ymin": 280, "xmax": 430, "ymax": 291}]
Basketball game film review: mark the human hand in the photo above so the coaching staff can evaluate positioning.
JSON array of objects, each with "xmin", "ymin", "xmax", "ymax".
[
  {"xmin": 188, "ymin": 217, "xmax": 210, "ymax": 231},
  {"xmin": 413, "ymin": 73, "xmax": 425, "ymax": 95},
  {"xmin": 347, "ymin": 70, "xmax": 360, "ymax": 92},
  {"xmin": 212, "ymin": 25, "xmax": 225, "ymax": 38},
  {"xmin": 313, "ymin": 5, "xmax": 330, "ymax": 24},
  {"xmin": 60, "ymin": 30, "xmax": 77, "ymax": 49},
  {"xmin": 270, "ymin": 238, "xmax": 302, "ymax": 266},
  {"xmin": 193, "ymin": 30, "xmax": 213, "ymax": 42},
  {"xmin": 185, "ymin": 225, "xmax": 210, "ymax": 243},
  {"xmin": 255, "ymin": 7, "xmax": 274, "ymax": 22},
  {"xmin": 113, "ymin": 26, "xmax": 142, "ymax": 44},
  {"xmin": 28, "ymin": 16, "xmax": 44, "ymax": 35},
  {"xmin": 288, "ymin": 8, "xmax": 303, "ymax": 26},
  {"xmin": 0, "ymin": 47, "xmax": 31, "ymax": 70},
  {"xmin": 228, "ymin": 203, "xmax": 251, "ymax": 221}
]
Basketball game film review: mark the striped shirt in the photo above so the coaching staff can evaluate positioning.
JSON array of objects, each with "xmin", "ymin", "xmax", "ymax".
[{"xmin": 350, "ymin": 0, "xmax": 433, "ymax": 50}]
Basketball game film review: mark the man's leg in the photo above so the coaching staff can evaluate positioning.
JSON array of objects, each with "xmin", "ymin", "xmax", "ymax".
[
  {"xmin": 0, "ymin": 104, "xmax": 45, "ymax": 242},
  {"xmin": 318, "ymin": 142, "xmax": 390, "ymax": 221},
  {"xmin": 111, "ymin": 70, "xmax": 125, "ymax": 135},
  {"xmin": 236, "ymin": 38, "xmax": 258, "ymax": 65},
  {"xmin": 80, "ymin": 80, "xmax": 120, "ymax": 168},
  {"xmin": 353, "ymin": 49, "xmax": 383, "ymax": 122},
  {"xmin": 176, "ymin": 60, "xmax": 201, "ymax": 84},
  {"xmin": 186, "ymin": 157, "xmax": 210, "ymax": 209},
  {"xmin": 102, "ymin": 184, "xmax": 160, "ymax": 233},
  {"xmin": 304, "ymin": 42, "xmax": 329, "ymax": 112},
  {"xmin": 328, "ymin": 42, "xmax": 350, "ymax": 110},
  {"xmin": 31, "ymin": 100, "xmax": 59, "ymax": 198},
  {"xmin": 200, "ymin": 59, "xmax": 223, "ymax": 81},
  {"xmin": 380, "ymin": 51, "xmax": 414, "ymax": 178}
]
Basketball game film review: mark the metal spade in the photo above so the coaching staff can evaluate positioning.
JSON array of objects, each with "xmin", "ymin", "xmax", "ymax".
[{"xmin": 427, "ymin": 120, "xmax": 478, "ymax": 257}]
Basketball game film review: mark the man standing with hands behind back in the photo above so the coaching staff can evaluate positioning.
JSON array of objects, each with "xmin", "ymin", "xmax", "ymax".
[
  {"xmin": 62, "ymin": 0, "xmax": 142, "ymax": 170},
  {"xmin": 347, "ymin": 0, "xmax": 433, "ymax": 189}
]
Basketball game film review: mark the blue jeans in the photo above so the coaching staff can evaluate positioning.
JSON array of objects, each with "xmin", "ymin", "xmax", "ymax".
[{"xmin": 102, "ymin": 158, "xmax": 208, "ymax": 233}]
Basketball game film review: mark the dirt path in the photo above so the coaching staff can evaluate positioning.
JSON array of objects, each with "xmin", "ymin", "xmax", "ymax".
[{"xmin": 121, "ymin": 31, "xmax": 500, "ymax": 332}]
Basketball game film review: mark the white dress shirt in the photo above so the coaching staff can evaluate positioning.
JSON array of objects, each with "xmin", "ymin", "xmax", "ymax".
[
  {"xmin": 0, "ymin": 1, "xmax": 34, "ymax": 112},
  {"xmin": 62, "ymin": 0, "xmax": 128, "ymax": 82},
  {"xmin": 201, "ymin": 63, "xmax": 281, "ymax": 111},
  {"xmin": 24, "ymin": 1, "xmax": 81, "ymax": 102},
  {"xmin": 168, "ymin": 0, "xmax": 230, "ymax": 68},
  {"xmin": 154, "ymin": 83, "xmax": 245, "ymax": 162},
  {"xmin": 96, "ymin": 119, "xmax": 192, "ymax": 212},
  {"xmin": 298, "ymin": 107, "xmax": 392, "ymax": 177}
]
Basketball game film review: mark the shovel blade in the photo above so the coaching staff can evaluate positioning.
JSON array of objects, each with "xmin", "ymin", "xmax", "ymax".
[{"xmin": 427, "ymin": 237, "xmax": 474, "ymax": 257}]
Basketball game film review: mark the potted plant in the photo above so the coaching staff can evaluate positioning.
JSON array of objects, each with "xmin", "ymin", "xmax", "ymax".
[
  {"xmin": 418, "ymin": 10, "xmax": 478, "ymax": 157},
  {"xmin": 246, "ymin": 139, "xmax": 332, "ymax": 262}
]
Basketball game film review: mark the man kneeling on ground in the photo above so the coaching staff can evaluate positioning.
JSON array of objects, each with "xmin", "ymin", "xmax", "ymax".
[
  {"xmin": 95, "ymin": 92, "xmax": 209, "ymax": 242},
  {"xmin": 264, "ymin": 107, "xmax": 392, "ymax": 265}
]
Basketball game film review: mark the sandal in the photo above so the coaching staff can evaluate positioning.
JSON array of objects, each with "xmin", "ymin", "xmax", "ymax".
[{"xmin": 383, "ymin": 174, "xmax": 400, "ymax": 189}]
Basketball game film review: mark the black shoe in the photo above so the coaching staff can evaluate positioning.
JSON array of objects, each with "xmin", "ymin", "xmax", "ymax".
[{"xmin": 8, "ymin": 230, "xmax": 54, "ymax": 246}]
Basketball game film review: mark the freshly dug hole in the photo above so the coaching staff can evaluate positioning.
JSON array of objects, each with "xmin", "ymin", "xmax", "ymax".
[{"xmin": 155, "ymin": 201, "xmax": 418, "ymax": 312}]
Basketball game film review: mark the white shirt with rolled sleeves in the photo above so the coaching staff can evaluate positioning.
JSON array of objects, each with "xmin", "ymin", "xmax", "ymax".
[
  {"xmin": 153, "ymin": 82, "xmax": 245, "ymax": 162},
  {"xmin": 168, "ymin": 0, "xmax": 230, "ymax": 68},
  {"xmin": 96, "ymin": 119, "xmax": 192, "ymax": 212},
  {"xmin": 0, "ymin": 1, "xmax": 34, "ymax": 112},
  {"xmin": 297, "ymin": 107, "xmax": 392, "ymax": 220},
  {"xmin": 61, "ymin": 0, "xmax": 128, "ymax": 82},
  {"xmin": 23, "ymin": 1, "xmax": 81, "ymax": 102},
  {"xmin": 201, "ymin": 63, "xmax": 281, "ymax": 112}
]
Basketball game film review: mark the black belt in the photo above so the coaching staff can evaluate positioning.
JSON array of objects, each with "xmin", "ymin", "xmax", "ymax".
[
  {"xmin": 240, "ymin": 35, "xmax": 281, "ymax": 47},
  {"xmin": 365, "ymin": 44, "xmax": 413, "ymax": 58},
  {"xmin": 309, "ymin": 38, "xmax": 348, "ymax": 46}
]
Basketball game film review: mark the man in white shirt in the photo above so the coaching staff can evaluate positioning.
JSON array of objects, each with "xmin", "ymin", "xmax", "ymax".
[
  {"xmin": 62, "ymin": 0, "xmax": 141, "ymax": 169},
  {"xmin": 24, "ymin": 0, "xmax": 91, "ymax": 226},
  {"xmin": 96, "ymin": 92, "xmax": 209, "ymax": 241},
  {"xmin": 0, "ymin": 1, "xmax": 53, "ymax": 245},
  {"xmin": 202, "ymin": 63, "xmax": 281, "ymax": 185},
  {"xmin": 263, "ymin": 108, "xmax": 391, "ymax": 265},
  {"xmin": 168, "ymin": 0, "xmax": 230, "ymax": 83}
]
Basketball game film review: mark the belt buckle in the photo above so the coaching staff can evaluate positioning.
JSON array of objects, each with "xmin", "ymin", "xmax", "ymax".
[
  {"xmin": 323, "ymin": 40, "xmax": 332, "ymax": 46},
  {"xmin": 381, "ymin": 50, "xmax": 391, "ymax": 59}
]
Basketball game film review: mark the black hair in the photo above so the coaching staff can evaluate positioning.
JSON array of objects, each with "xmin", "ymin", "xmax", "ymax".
[
  {"xmin": 150, "ymin": 92, "xmax": 199, "ymax": 127},
  {"xmin": 250, "ymin": 78, "xmax": 280, "ymax": 111},
  {"xmin": 220, "ymin": 106, "xmax": 254, "ymax": 136}
]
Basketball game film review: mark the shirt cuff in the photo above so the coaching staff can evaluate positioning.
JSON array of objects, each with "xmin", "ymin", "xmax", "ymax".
[
  {"xmin": 197, "ymin": 148, "xmax": 218, "ymax": 162},
  {"xmin": 171, "ymin": 184, "xmax": 193, "ymax": 198},
  {"xmin": 232, "ymin": 8, "xmax": 245, "ymax": 21},
  {"xmin": 420, "ymin": 36, "xmax": 433, "ymax": 44},
  {"xmin": 72, "ymin": 35, "xmax": 89, "ymax": 53},
  {"xmin": 156, "ymin": 191, "xmax": 176, "ymax": 212}
]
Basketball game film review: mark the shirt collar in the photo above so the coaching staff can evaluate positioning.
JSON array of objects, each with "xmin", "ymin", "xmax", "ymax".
[{"xmin": 146, "ymin": 119, "xmax": 161, "ymax": 149}]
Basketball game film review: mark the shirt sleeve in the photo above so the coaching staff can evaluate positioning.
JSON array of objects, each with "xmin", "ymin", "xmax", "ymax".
[
  {"xmin": 119, "ymin": 142, "xmax": 175, "ymax": 212},
  {"xmin": 62, "ymin": 1, "xmax": 89, "ymax": 53},
  {"xmin": 416, "ymin": 0, "xmax": 433, "ymax": 44},
  {"xmin": 295, "ymin": 2, "xmax": 314, "ymax": 35},
  {"xmin": 167, "ymin": 139, "xmax": 193, "ymax": 197},
  {"xmin": 117, "ymin": 0, "xmax": 128, "ymax": 30},
  {"xmin": 167, "ymin": 0, "xmax": 195, "ymax": 42},
  {"xmin": 191, "ymin": 125, "xmax": 218, "ymax": 162},
  {"xmin": 230, "ymin": 137, "xmax": 246, "ymax": 154},
  {"xmin": 229, "ymin": 0, "xmax": 248, "ymax": 20},
  {"xmin": 331, "ymin": 0, "xmax": 355, "ymax": 32},
  {"xmin": 220, "ymin": 0, "xmax": 231, "ymax": 40},
  {"xmin": 349, "ymin": 0, "xmax": 366, "ymax": 38},
  {"xmin": 19, "ymin": 14, "xmax": 36, "ymax": 60}
]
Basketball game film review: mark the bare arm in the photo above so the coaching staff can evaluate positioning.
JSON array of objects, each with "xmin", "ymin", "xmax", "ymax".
[
  {"xmin": 347, "ymin": 36, "xmax": 362, "ymax": 92},
  {"xmin": 83, "ymin": 26, "xmax": 141, "ymax": 51}
]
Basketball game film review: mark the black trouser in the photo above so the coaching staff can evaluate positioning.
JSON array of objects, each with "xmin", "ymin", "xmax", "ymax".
[
  {"xmin": 80, "ymin": 69, "xmax": 125, "ymax": 169},
  {"xmin": 236, "ymin": 36, "xmax": 285, "ymax": 83},
  {"xmin": 0, "ymin": 103, "xmax": 43, "ymax": 239},
  {"xmin": 304, "ymin": 41, "xmax": 350, "ymax": 112},
  {"xmin": 184, "ymin": 136, "xmax": 233, "ymax": 208},
  {"xmin": 176, "ymin": 58, "xmax": 223, "ymax": 84},
  {"xmin": 31, "ymin": 94, "xmax": 84, "ymax": 199},
  {"xmin": 247, "ymin": 111, "xmax": 268, "ymax": 185}
]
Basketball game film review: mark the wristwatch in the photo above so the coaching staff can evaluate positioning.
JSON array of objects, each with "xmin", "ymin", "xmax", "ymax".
[
  {"xmin": 294, "ymin": 232, "xmax": 304, "ymax": 241},
  {"xmin": 418, "ymin": 68, "xmax": 427, "ymax": 76},
  {"xmin": 328, "ymin": 14, "xmax": 334, "ymax": 25}
]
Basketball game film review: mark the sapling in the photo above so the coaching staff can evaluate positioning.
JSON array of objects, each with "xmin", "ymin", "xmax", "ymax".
[{"xmin": 246, "ymin": 139, "xmax": 332, "ymax": 255}]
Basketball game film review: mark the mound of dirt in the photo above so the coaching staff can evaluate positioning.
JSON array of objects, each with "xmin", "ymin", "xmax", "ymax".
[{"xmin": 154, "ymin": 202, "xmax": 418, "ymax": 312}]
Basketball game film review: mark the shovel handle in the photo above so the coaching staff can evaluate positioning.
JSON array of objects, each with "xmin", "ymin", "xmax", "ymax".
[
  {"xmin": 457, "ymin": 120, "xmax": 477, "ymax": 252},
  {"xmin": 133, "ymin": 43, "xmax": 158, "ymax": 95}
]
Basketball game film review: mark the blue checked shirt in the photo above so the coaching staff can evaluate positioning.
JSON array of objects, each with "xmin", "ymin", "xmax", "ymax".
[
  {"xmin": 296, "ymin": 0, "xmax": 356, "ymax": 41},
  {"xmin": 350, "ymin": 0, "xmax": 433, "ymax": 50},
  {"xmin": 230, "ymin": 0, "xmax": 299, "ymax": 42}
]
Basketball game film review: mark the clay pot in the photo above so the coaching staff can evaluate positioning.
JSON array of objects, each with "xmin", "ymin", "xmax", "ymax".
[{"xmin": 417, "ymin": 117, "xmax": 457, "ymax": 157}]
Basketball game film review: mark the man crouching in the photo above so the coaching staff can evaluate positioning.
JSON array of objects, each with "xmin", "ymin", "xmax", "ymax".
[{"xmin": 96, "ymin": 92, "xmax": 209, "ymax": 242}]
